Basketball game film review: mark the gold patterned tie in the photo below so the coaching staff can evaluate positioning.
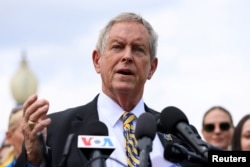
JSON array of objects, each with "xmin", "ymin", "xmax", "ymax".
[{"xmin": 122, "ymin": 112, "xmax": 140, "ymax": 167}]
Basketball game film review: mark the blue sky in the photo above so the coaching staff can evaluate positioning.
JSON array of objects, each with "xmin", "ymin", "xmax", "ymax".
[{"xmin": 1, "ymin": 0, "xmax": 250, "ymax": 143}]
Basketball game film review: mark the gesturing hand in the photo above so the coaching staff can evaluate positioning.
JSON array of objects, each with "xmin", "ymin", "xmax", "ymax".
[{"xmin": 22, "ymin": 94, "xmax": 52, "ymax": 166}]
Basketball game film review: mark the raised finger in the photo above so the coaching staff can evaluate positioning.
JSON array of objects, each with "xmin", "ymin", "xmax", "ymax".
[
  {"xmin": 24, "ymin": 98, "xmax": 49, "ymax": 122},
  {"xmin": 29, "ymin": 103, "xmax": 49, "ymax": 123},
  {"xmin": 28, "ymin": 118, "xmax": 52, "ymax": 138},
  {"xmin": 23, "ymin": 94, "xmax": 38, "ymax": 116}
]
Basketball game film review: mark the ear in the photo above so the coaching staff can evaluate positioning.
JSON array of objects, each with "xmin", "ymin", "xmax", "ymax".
[
  {"xmin": 92, "ymin": 50, "xmax": 101, "ymax": 74},
  {"xmin": 6, "ymin": 131, "xmax": 11, "ymax": 140},
  {"xmin": 147, "ymin": 57, "xmax": 158, "ymax": 80}
]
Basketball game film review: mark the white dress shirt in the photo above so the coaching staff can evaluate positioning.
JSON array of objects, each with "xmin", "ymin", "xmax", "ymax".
[{"xmin": 97, "ymin": 92, "xmax": 179, "ymax": 167}]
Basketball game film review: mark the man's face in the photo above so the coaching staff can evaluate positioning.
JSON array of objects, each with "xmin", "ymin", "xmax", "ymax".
[
  {"xmin": 93, "ymin": 21, "xmax": 157, "ymax": 99},
  {"xmin": 202, "ymin": 109, "xmax": 234, "ymax": 150}
]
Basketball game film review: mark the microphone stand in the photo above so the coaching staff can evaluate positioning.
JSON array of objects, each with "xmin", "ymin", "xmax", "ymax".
[
  {"xmin": 138, "ymin": 137, "xmax": 152, "ymax": 167},
  {"xmin": 57, "ymin": 134, "xmax": 75, "ymax": 167},
  {"xmin": 89, "ymin": 150, "xmax": 106, "ymax": 167}
]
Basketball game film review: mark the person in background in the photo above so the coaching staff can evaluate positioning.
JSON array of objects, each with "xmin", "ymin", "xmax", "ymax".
[
  {"xmin": 231, "ymin": 114, "xmax": 250, "ymax": 151},
  {"xmin": 201, "ymin": 106, "xmax": 234, "ymax": 150},
  {"xmin": 0, "ymin": 138, "xmax": 14, "ymax": 167},
  {"xmin": 2, "ymin": 106, "xmax": 24, "ymax": 167}
]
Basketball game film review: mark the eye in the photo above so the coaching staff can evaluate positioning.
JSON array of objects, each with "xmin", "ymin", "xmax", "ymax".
[
  {"xmin": 111, "ymin": 44, "xmax": 123, "ymax": 50},
  {"xmin": 243, "ymin": 134, "xmax": 250, "ymax": 139},
  {"xmin": 133, "ymin": 46, "xmax": 145, "ymax": 54}
]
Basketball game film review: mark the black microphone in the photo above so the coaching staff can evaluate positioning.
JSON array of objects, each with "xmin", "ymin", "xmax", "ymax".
[
  {"xmin": 159, "ymin": 106, "xmax": 209, "ymax": 160},
  {"xmin": 164, "ymin": 142, "xmax": 207, "ymax": 164},
  {"xmin": 135, "ymin": 113, "xmax": 157, "ymax": 167},
  {"xmin": 73, "ymin": 121, "xmax": 115, "ymax": 167},
  {"xmin": 57, "ymin": 133, "xmax": 75, "ymax": 167}
]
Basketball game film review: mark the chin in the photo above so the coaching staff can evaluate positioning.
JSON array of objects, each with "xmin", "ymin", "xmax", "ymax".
[{"xmin": 115, "ymin": 86, "xmax": 135, "ymax": 93}]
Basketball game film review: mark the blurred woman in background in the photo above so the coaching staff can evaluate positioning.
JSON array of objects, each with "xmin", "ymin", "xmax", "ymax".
[
  {"xmin": 201, "ymin": 106, "xmax": 234, "ymax": 150},
  {"xmin": 231, "ymin": 114, "xmax": 250, "ymax": 151},
  {"xmin": 2, "ymin": 106, "xmax": 24, "ymax": 167}
]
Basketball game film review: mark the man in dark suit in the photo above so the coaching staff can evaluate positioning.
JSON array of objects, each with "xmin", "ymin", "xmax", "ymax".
[
  {"xmin": 43, "ymin": 95, "xmax": 176, "ymax": 166},
  {"xmin": 16, "ymin": 12, "xmax": 204, "ymax": 167}
]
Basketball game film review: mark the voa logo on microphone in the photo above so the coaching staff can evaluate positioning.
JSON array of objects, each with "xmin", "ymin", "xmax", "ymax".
[{"xmin": 78, "ymin": 135, "xmax": 116, "ymax": 149}]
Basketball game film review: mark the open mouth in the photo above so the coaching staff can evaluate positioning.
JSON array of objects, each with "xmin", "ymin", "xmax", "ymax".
[{"xmin": 117, "ymin": 70, "xmax": 133, "ymax": 75}]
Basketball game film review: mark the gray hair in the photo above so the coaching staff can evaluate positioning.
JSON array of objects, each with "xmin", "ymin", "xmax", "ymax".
[{"xmin": 96, "ymin": 12, "xmax": 158, "ymax": 59}]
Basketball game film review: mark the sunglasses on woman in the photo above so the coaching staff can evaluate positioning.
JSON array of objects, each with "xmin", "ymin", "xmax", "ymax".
[{"xmin": 203, "ymin": 122, "xmax": 231, "ymax": 132}]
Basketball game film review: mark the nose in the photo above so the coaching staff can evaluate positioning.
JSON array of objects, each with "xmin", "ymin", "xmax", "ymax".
[
  {"xmin": 213, "ymin": 125, "xmax": 221, "ymax": 133},
  {"xmin": 121, "ymin": 48, "xmax": 133, "ymax": 64}
]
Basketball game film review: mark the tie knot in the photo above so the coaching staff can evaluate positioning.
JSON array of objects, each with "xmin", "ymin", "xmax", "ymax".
[{"xmin": 122, "ymin": 112, "xmax": 136, "ymax": 125}]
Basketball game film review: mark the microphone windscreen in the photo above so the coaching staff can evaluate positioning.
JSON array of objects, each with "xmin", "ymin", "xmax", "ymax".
[
  {"xmin": 160, "ymin": 106, "xmax": 189, "ymax": 133},
  {"xmin": 135, "ymin": 112, "xmax": 157, "ymax": 140},
  {"xmin": 73, "ymin": 121, "xmax": 108, "ymax": 136}
]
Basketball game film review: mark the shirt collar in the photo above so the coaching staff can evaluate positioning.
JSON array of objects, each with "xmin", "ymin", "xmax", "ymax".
[{"xmin": 97, "ymin": 92, "xmax": 145, "ymax": 127}]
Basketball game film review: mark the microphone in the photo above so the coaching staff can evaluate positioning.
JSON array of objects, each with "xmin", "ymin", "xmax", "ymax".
[
  {"xmin": 57, "ymin": 133, "xmax": 75, "ymax": 167},
  {"xmin": 159, "ymin": 106, "xmax": 209, "ymax": 160},
  {"xmin": 164, "ymin": 142, "xmax": 207, "ymax": 164},
  {"xmin": 73, "ymin": 121, "xmax": 115, "ymax": 167},
  {"xmin": 189, "ymin": 124, "xmax": 202, "ymax": 139},
  {"xmin": 135, "ymin": 112, "xmax": 157, "ymax": 167}
]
